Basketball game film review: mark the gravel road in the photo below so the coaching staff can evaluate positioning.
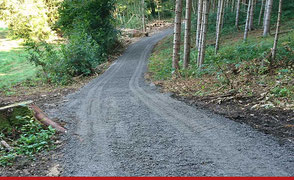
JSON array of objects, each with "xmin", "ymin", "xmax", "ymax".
[{"xmin": 51, "ymin": 29, "xmax": 294, "ymax": 176}]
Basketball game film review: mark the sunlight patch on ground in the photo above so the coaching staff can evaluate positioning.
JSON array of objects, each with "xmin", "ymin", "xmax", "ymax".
[
  {"xmin": 0, "ymin": 26, "xmax": 37, "ymax": 90},
  {"xmin": 0, "ymin": 21, "xmax": 7, "ymax": 28}
]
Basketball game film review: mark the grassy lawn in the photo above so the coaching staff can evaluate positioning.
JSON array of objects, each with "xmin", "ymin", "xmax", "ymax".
[{"xmin": 0, "ymin": 27, "xmax": 38, "ymax": 92}]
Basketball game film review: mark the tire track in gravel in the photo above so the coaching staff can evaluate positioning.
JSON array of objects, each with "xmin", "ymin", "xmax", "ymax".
[{"xmin": 54, "ymin": 29, "xmax": 294, "ymax": 176}]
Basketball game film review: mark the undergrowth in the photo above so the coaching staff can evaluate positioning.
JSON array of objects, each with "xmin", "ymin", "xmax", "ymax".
[
  {"xmin": 148, "ymin": 30, "xmax": 294, "ymax": 110},
  {"xmin": 0, "ymin": 115, "xmax": 56, "ymax": 167}
]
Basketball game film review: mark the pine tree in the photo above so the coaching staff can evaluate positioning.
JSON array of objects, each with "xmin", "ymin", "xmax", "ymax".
[
  {"xmin": 172, "ymin": 0, "xmax": 183, "ymax": 70},
  {"xmin": 142, "ymin": 0, "xmax": 146, "ymax": 32},
  {"xmin": 198, "ymin": 0, "xmax": 210, "ymax": 68},
  {"xmin": 183, "ymin": 0, "xmax": 192, "ymax": 69},
  {"xmin": 196, "ymin": 0, "xmax": 203, "ymax": 50},
  {"xmin": 272, "ymin": 0, "xmax": 283, "ymax": 61},
  {"xmin": 215, "ymin": 0, "xmax": 225, "ymax": 53},
  {"xmin": 258, "ymin": 0, "xmax": 265, "ymax": 26},
  {"xmin": 244, "ymin": 0, "xmax": 252, "ymax": 40},
  {"xmin": 249, "ymin": 0, "xmax": 255, "ymax": 30},
  {"xmin": 235, "ymin": 0, "xmax": 241, "ymax": 29},
  {"xmin": 263, "ymin": 0, "xmax": 273, "ymax": 36}
]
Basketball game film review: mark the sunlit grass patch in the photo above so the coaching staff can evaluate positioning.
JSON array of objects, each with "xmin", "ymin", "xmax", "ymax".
[{"xmin": 0, "ymin": 28, "xmax": 38, "ymax": 91}]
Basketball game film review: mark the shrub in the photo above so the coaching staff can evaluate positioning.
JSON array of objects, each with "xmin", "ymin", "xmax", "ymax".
[
  {"xmin": 0, "ymin": 115, "xmax": 56, "ymax": 166},
  {"xmin": 27, "ymin": 31, "xmax": 106, "ymax": 84},
  {"xmin": 57, "ymin": 0, "xmax": 118, "ymax": 52},
  {"xmin": 0, "ymin": 0, "xmax": 60, "ymax": 42}
]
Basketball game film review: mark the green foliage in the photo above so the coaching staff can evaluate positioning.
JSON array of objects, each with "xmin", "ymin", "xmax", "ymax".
[
  {"xmin": 271, "ymin": 87, "xmax": 291, "ymax": 97},
  {"xmin": 148, "ymin": 36, "xmax": 173, "ymax": 80},
  {"xmin": 0, "ymin": 0, "xmax": 61, "ymax": 42},
  {"xmin": 27, "ymin": 41, "xmax": 70, "ymax": 85},
  {"xmin": 27, "ymin": 30, "xmax": 105, "ymax": 84},
  {"xmin": 0, "ymin": 116, "xmax": 56, "ymax": 167},
  {"xmin": 115, "ymin": 0, "xmax": 174, "ymax": 29},
  {"xmin": 57, "ymin": 0, "xmax": 117, "ymax": 52},
  {"xmin": 24, "ymin": 0, "xmax": 118, "ymax": 85},
  {"xmin": 149, "ymin": 30, "xmax": 294, "ymax": 80}
]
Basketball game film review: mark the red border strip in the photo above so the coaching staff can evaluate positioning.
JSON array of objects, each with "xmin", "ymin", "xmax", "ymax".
[{"xmin": 0, "ymin": 178, "xmax": 291, "ymax": 179}]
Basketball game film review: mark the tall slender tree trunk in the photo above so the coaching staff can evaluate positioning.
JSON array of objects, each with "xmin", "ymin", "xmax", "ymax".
[
  {"xmin": 235, "ymin": 0, "xmax": 241, "ymax": 29},
  {"xmin": 249, "ymin": 0, "xmax": 255, "ymax": 30},
  {"xmin": 231, "ymin": 0, "xmax": 235, "ymax": 12},
  {"xmin": 263, "ymin": 0, "xmax": 268, "ymax": 26},
  {"xmin": 215, "ymin": 0, "xmax": 225, "ymax": 53},
  {"xmin": 216, "ymin": 0, "xmax": 221, "ymax": 30},
  {"xmin": 192, "ymin": 0, "xmax": 197, "ymax": 14},
  {"xmin": 221, "ymin": 1, "xmax": 225, "ymax": 30},
  {"xmin": 226, "ymin": 0, "xmax": 229, "ymax": 9},
  {"xmin": 272, "ymin": 0, "xmax": 282, "ymax": 61},
  {"xmin": 263, "ymin": 0, "xmax": 273, "ymax": 36},
  {"xmin": 157, "ymin": 0, "xmax": 161, "ymax": 20},
  {"xmin": 196, "ymin": 0, "xmax": 203, "ymax": 50},
  {"xmin": 244, "ymin": 0, "xmax": 252, "ymax": 40},
  {"xmin": 212, "ymin": 0, "xmax": 216, "ymax": 12},
  {"xmin": 172, "ymin": 0, "xmax": 183, "ymax": 70},
  {"xmin": 198, "ymin": 0, "xmax": 210, "ymax": 68},
  {"xmin": 142, "ymin": 0, "xmax": 146, "ymax": 32},
  {"xmin": 183, "ymin": 0, "xmax": 192, "ymax": 69},
  {"xmin": 258, "ymin": 0, "xmax": 265, "ymax": 25}
]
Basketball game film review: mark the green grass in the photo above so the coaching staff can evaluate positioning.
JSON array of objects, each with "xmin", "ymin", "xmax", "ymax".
[
  {"xmin": 0, "ymin": 28, "xmax": 38, "ymax": 91},
  {"xmin": 148, "ymin": 26, "xmax": 294, "ymax": 109},
  {"xmin": 149, "ymin": 29, "xmax": 294, "ymax": 80}
]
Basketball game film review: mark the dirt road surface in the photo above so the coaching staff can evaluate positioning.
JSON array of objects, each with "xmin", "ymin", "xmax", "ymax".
[{"xmin": 50, "ymin": 29, "xmax": 294, "ymax": 176}]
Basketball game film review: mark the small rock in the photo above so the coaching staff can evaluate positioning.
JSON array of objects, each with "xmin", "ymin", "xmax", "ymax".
[
  {"xmin": 54, "ymin": 140, "xmax": 62, "ymax": 145},
  {"xmin": 47, "ymin": 164, "xmax": 60, "ymax": 177}
]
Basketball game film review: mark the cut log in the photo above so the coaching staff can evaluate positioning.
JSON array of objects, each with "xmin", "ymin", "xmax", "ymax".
[{"xmin": 29, "ymin": 104, "xmax": 67, "ymax": 133}]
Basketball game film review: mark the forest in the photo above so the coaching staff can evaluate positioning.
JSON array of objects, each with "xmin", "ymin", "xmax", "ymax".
[{"xmin": 0, "ymin": 0, "xmax": 293, "ymax": 176}]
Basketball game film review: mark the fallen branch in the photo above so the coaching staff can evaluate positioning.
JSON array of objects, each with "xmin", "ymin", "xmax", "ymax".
[
  {"xmin": 0, "ymin": 101, "xmax": 33, "ymax": 111},
  {"xmin": 1, "ymin": 140, "xmax": 13, "ymax": 151},
  {"xmin": 29, "ymin": 104, "xmax": 67, "ymax": 133}
]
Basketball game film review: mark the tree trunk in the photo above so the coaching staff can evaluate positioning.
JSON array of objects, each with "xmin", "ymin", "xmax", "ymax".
[
  {"xmin": 244, "ymin": 0, "xmax": 252, "ymax": 40},
  {"xmin": 142, "ymin": 0, "xmax": 146, "ymax": 32},
  {"xmin": 263, "ymin": 0, "xmax": 268, "ymax": 26},
  {"xmin": 172, "ymin": 0, "xmax": 183, "ymax": 70},
  {"xmin": 263, "ymin": 0, "xmax": 273, "ymax": 36},
  {"xmin": 272, "ymin": 0, "xmax": 282, "ymax": 61},
  {"xmin": 231, "ymin": 0, "xmax": 235, "ymax": 12},
  {"xmin": 198, "ymin": 0, "xmax": 210, "ymax": 68},
  {"xmin": 258, "ymin": 0, "xmax": 265, "ymax": 25},
  {"xmin": 192, "ymin": 0, "xmax": 197, "ymax": 14},
  {"xmin": 157, "ymin": 0, "xmax": 161, "ymax": 20},
  {"xmin": 216, "ymin": 0, "xmax": 221, "ymax": 30},
  {"xmin": 215, "ymin": 0, "xmax": 225, "ymax": 53},
  {"xmin": 221, "ymin": 1, "xmax": 225, "ymax": 30},
  {"xmin": 196, "ymin": 0, "xmax": 203, "ymax": 50},
  {"xmin": 212, "ymin": 0, "xmax": 216, "ymax": 12},
  {"xmin": 235, "ymin": 0, "xmax": 241, "ymax": 29},
  {"xmin": 249, "ymin": 0, "xmax": 255, "ymax": 30},
  {"xmin": 183, "ymin": 0, "xmax": 192, "ymax": 69}
]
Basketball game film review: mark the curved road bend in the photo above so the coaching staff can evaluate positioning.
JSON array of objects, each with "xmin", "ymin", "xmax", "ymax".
[{"xmin": 52, "ymin": 29, "xmax": 294, "ymax": 176}]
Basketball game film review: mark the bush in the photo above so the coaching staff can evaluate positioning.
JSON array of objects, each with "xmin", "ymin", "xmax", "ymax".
[
  {"xmin": 0, "ymin": 0, "xmax": 60, "ymax": 42},
  {"xmin": 26, "ymin": 0, "xmax": 118, "ymax": 85},
  {"xmin": 0, "ymin": 115, "xmax": 56, "ymax": 166},
  {"xmin": 27, "ymin": 30, "xmax": 106, "ymax": 84},
  {"xmin": 57, "ymin": 0, "xmax": 118, "ymax": 52}
]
